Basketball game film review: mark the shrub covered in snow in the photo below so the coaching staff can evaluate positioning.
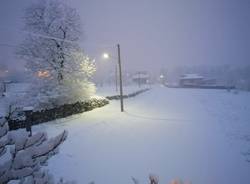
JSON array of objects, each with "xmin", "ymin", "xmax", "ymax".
[
  {"xmin": 132, "ymin": 175, "xmax": 191, "ymax": 184},
  {"xmin": 0, "ymin": 114, "xmax": 67, "ymax": 184},
  {"xmin": 25, "ymin": 78, "xmax": 96, "ymax": 110}
]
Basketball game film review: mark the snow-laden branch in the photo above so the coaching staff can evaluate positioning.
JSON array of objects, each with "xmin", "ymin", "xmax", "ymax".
[{"xmin": 0, "ymin": 117, "xmax": 67, "ymax": 184}]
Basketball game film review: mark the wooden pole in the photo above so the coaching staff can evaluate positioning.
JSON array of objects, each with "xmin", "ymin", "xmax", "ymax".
[
  {"xmin": 117, "ymin": 44, "xmax": 124, "ymax": 112},
  {"xmin": 115, "ymin": 64, "xmax": 118, "ymax": 92}
]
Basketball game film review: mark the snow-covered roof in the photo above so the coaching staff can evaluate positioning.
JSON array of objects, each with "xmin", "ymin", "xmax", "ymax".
[
  {"xmin": 180, "ymin": 74, "xmax": 204, "ymax": 80},
  {"xmin": 132, "ymin": 72, "xmax": 149, "ymax": 79}
]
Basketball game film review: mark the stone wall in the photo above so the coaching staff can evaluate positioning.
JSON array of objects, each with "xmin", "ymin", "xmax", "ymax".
[
  {"xmin": 8, "ymin": 98, "xmax": 109, "ymax": 130},
  {"xmin": 8, "ymin": 88, "xmax": 150, "ymax": 131}
]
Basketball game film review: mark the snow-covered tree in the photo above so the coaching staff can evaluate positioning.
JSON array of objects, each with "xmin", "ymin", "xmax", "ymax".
[
  {"xmin": 0, "ymin": 113, "xmax": 68, "ymax": 184},
  {"xmin": 17, "ymin": 0, "xmax": 96, "ymax": 109}
]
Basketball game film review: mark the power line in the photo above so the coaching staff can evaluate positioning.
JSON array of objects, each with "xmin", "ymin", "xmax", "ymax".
[
  {"xmin": 0, "ymin": 42, "xmax": 94, "ymax": 63},
  {"xmin": 0, "ymin": 25, "xmax": 117, "ymax": 49},
  {"xmin": 0, "ymin": 25, "xmax": 79, "ymax": 45}
]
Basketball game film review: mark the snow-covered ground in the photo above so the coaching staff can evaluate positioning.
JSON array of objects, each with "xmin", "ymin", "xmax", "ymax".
[
  {"xmin": 32, "ymin": 86, "xmax": 250, "ymax": 184},
  {"xmin": 0, "ymin": 82, "xmax": 30, "ymax": 117},
  {"xmin": 95, "ymin": 84, "xmax": 150, "ymax": 97}
]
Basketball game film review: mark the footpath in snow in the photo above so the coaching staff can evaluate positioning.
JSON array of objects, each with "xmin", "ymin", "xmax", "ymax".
[{"xmin": 32, "ymin": 87, "xmax": 250, "ymax": 184}]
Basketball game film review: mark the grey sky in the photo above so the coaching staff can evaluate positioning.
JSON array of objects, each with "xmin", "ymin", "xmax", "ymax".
[{"xmin": 0, "ymin": 0, "xmax": 250, "ymax": 73}]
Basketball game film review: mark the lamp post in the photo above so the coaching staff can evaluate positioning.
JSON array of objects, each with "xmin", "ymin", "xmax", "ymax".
[{"xmin": 103, "ymin": 44, "xmax": 124, "ymax": 112}]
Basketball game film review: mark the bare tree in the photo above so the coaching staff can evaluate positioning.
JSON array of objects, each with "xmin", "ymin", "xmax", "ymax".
[
  {"xmin": 17, "ymin": 0, "xmax": 96, "ymax": 109},
  {"xmin": 18, "ymin": 0, "xmax": 82, "ymax": 83}
]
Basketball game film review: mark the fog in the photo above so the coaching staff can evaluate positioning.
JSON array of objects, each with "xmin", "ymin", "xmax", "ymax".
[
  {"xmin": 1, "ymin": 2, "xmax": 250, "ymax": 183},
  {"xmin": 0, "ymin": 0, "xmax": 250, "ymax": 81},
  {"xmin": 76, "ymin": 0, "xmax": 250, "ymax": 70}
]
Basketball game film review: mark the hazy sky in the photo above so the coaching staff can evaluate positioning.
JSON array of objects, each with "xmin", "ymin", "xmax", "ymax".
[{"xmin": 0, "ymin": 0, "xmax": 250, "ymax": 73}]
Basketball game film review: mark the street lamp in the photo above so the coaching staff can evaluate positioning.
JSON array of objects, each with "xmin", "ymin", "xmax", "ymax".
[
  {"xmin": 103, "ymin": 44, "xmax": 124, "ymax": 112},
  {"xmin": 159, "ymin": 74, "xmax": 165, "ymax": 85},
  {"xmin": 103, "ymin": 53, "xmax": 110, "ymax": 59}
]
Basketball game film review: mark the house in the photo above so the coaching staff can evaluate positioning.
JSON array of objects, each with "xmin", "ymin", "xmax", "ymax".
[
  {"xmin": 179, "ymin": 74, "xmax": 217, "ymax": 87},
  {"xmin": 179, "ymin": 74, "xmax": 204, "ymax": 87},
  {"xmin": 132, "ymin": 71, "xmax": 150, "ymax": 86}
]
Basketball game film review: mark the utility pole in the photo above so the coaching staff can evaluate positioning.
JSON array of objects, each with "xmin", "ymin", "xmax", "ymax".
[
  {"xmin": 115, "ymin": 64, "xmax": 118, "ymax": 92},
  {"xmin": 117, "ymin": 44, "xmax": 124, "ymax": 112}
]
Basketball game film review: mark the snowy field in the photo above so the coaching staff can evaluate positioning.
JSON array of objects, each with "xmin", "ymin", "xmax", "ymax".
[
  {"xmin": 95, "ymin": 84, "xmax": 150, "ymax": 97},
  {"xmin": 31, "ymin": 86, "xmax": 250, "ymax": 184}
]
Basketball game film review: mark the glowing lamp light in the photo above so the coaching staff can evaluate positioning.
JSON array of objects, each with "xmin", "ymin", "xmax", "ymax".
[
  {"xmin": 103, "ymin": 53, "xmax": 110, "ymax": 59},
  {"xmin": 37, "ymin": 70, "xmax": 50, "ymax": 78}
]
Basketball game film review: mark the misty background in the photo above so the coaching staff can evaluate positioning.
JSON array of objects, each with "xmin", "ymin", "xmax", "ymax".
[{"xmin": 0, "ymin": 0, "xmax": 250, "ymax": 88}]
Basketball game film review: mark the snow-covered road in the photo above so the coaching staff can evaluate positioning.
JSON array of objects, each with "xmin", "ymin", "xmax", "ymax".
[{"xmin": 35, "ymin": 87, "xmax": 250, "ymax": 184}]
